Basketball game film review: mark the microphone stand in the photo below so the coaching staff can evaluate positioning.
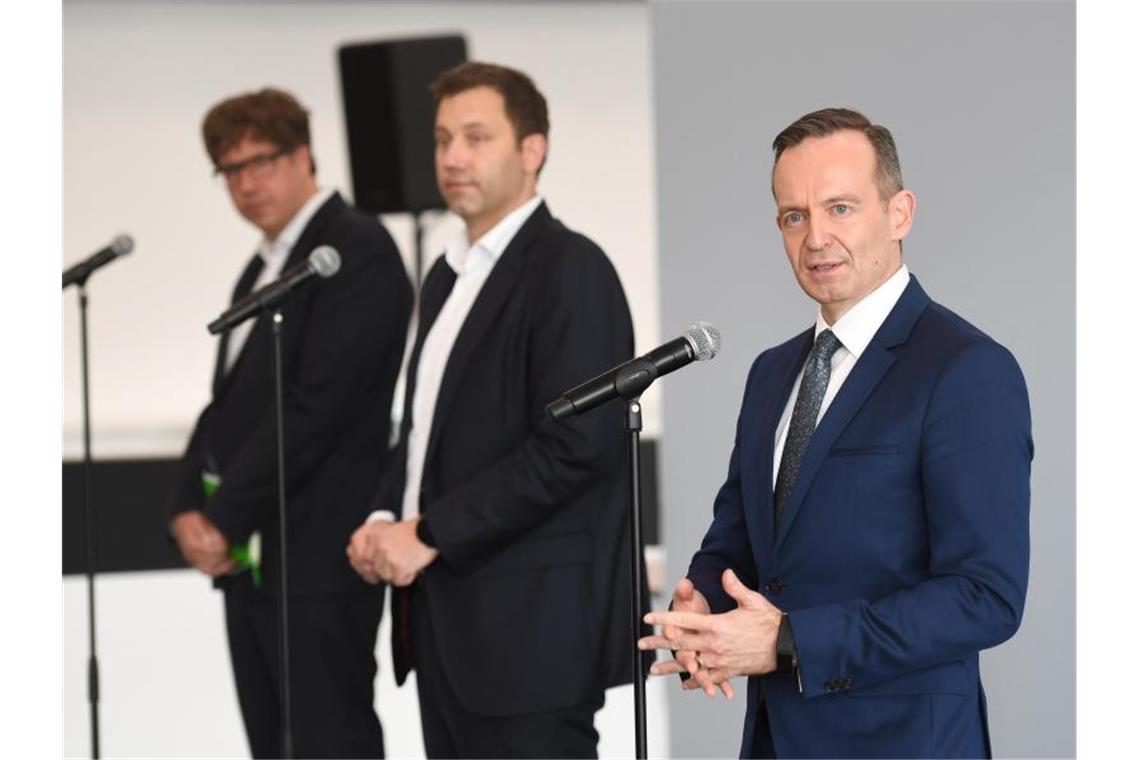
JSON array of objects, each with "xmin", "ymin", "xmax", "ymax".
[
  {"xmin": 76, "ymin": 283, "xmax": 102, "ymax": 759},
  {"xmin": 549, "ymin": 331, "xmax": 719, "ymax": 759},
  {"xmin": 271, "ymin": 309, "xmax": 295, "ymax": 759},
  {"xmin": 626, "ymin": 397, "xmax": 648, "ymax": 759}
]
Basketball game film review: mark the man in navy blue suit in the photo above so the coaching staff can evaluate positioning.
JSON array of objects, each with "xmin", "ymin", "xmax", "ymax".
[{"xmin": 639, "ymin": 108, "xmax": 1032, "ymax": 758}]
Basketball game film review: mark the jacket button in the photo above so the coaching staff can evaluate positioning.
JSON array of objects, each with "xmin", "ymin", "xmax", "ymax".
[{"xmin": 765, "ymin": 578, "xmax": 783, "ymax": 594}]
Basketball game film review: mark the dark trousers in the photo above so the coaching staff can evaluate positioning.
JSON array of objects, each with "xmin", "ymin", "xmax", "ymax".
[
  {"xmin": 751, "ymin": 706, "xmax": 777, "ymax": 759},
  {"xmin": 223, "ymin": 575, "xmax": 385, "ymax": 759},
  {"xmin": 411, "ymin": 586, "xmax": 601, "ymax": 759}
]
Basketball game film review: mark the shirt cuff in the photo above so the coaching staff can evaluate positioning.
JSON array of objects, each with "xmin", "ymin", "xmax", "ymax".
[
  {"xmin": 777, "ymin": 613, "xmax": 799, "ymax": 672},
  {"xmin": 777, "ymin": 613, "xmax": 804, "ymax": 693},
  {"xmin": 367, "ymin": 510, "xmax": 395, "ymax": 524}
]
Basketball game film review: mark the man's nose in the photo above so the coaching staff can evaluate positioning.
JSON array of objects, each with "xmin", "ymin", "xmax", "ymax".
[
  {"xmin": 440, "ymin": 139, "xmax": 468, "ymax": 169},
  {"xmin": 231, "ymin": 168, "xmax": 259, "ymax": 195},
  {"xmin": 805, "ymin": 215, "xmax": 830, "ymax": 251}
]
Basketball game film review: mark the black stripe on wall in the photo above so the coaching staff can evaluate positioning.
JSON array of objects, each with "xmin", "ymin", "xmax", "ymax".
[
  {"xmin": 62, "ymin": 458, "xmax": 185, "ymax": 576},
  {"xmin": 62, "ymin": 442, "xmax": 661, "ymax": 576}
]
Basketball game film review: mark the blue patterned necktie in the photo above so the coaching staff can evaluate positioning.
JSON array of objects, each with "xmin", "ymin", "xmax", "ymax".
[{"xmin": 774, "ymin": 329, "xmax": 843, "ymax": 532}]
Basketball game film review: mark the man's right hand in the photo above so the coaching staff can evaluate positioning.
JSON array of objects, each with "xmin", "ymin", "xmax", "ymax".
[
  {"xmin": 171, "ymin": 510, "xmax": 234, "ymax": 577},
  {"xmin": 643, "ymin": 577, "xmax": 734, "ymax": 699}
]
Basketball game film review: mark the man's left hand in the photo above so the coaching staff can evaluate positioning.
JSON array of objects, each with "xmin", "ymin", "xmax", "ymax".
[
  {"xmin": 640, "ymin": 569, "xmax": 783, "ymax": 682},
  {"xmin": 347, "ymin": 519, "xmax": 386, "ymax": 584},
  {"xmin": 365, "ymin": 517, "xmax": 438, "ymax": 587}
]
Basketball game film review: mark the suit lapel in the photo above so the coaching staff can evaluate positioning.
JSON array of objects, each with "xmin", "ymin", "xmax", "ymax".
[
  {"xmin": 212, "ymin": 254, "xmax": 264, "ymax": 397},
  {"xmin": 422, "ymin": 203, "xmax": 551, "ymax": 470},
  {"xmin": 398, "ymin": 258, "xmax": 458, "ymax": 446},
  {"xmin": 741, "ymin": 332, "xmax": 812, "ymax": 560},
  {"xmin": 771, "ymin": 276, "xmax": 931, "ymax": 554},
  {"xmin": 281, "ymin": 192, "xmax": 346, "ymax": 272}
]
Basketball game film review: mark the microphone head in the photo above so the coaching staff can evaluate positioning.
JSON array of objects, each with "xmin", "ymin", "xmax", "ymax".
[
  {"xmin": 111, "ymin": 234, "xmax": 134, "ymax": 256},
  {"xmin": 684, "ymin": 321, "xmax": 721, "ymax": 361},
  {"xmin": 309, "ymin": 246, "xmax": 341, "ymax": 278}
]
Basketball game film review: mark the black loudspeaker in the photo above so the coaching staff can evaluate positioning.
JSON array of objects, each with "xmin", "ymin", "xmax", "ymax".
[{"xmin": 338, "ymin": 35, "xmax": 468, "ymax": 214}]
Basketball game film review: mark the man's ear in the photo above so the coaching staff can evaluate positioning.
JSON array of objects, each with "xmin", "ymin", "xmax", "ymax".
[
  {"xmin": 888, "ymin": 189, "xmax": 917, "ymax": 242},
  {"xmin": 292, "ymin": 143, "xmax": 316, "ymax": 176},
  {"xmin": 520, "ymin": 133, "xmax": 548, "ymax": 175}
]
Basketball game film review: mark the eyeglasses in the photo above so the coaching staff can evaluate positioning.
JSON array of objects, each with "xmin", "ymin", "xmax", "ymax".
[{"xmin": 213, "ymin": 148, "xmax": 292, "ymax": 186}]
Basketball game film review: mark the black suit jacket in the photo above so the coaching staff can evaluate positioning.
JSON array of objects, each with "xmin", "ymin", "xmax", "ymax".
[
  {"xmin": 382, "ymin": 202, "xmax": 641, "ymax": 716},
  {"xmin": 172, "ymin": 192, "xmax": 413, "ymax": 595}
]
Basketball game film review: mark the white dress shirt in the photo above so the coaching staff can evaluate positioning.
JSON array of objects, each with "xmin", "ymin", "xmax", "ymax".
[
  {"xmin": 223, "ymin": 186, "xmax": 335, "ymax": 373},
  {"xmin": 391, "ymin": 194, "xmax": 544, "ymax": 523},
  {"xmin": 771, "ymin": 264, "xmax": 911, "ymax": 488}
]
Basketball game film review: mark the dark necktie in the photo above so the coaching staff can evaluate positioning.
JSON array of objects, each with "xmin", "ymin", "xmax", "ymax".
[
  {"xmin": 212, "ymin": 254, "xmax": 265, "ymax": 395},
  {"xmin": 773, "ymin": 329, "xmax": 843, "ymax": 532}
]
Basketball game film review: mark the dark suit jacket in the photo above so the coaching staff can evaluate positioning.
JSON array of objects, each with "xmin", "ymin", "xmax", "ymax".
[
  {"xmin": 381, "ymin": 202, "xmax": 640, "ymax": 716},
  {"xmin": 688, "ymin": 276, "xmax": 1032, "ymax": 758},
  {"xmin": 172, "ymin": 192, "xmax": 413, "ymax": 595}
]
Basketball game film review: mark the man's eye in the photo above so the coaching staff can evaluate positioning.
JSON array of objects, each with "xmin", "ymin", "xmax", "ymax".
[
  {"xmin": 784, "ymin": 212, "xmax": 803, "ymax": 225},
  {"xmin": 833, "ymin": 204, "xmax": 850, "ymax": 215}
]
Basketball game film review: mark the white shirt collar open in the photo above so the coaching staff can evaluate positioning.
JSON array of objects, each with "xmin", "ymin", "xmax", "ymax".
[
  {"xmin": 815, "ymin": 264, "xmax": 911, "ymax": 359},
  {"xmin": 256, "ymin": 186, "xmax": 336, "ymax": 268},
  {"xmin": 443, "ymin": 194, "xmax": 543, "ymax": 276}
]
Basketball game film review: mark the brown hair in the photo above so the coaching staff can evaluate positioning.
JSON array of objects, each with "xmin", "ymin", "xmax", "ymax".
[
  {"xmin": 202, "ymin": 88, "xmax": 314, "ymax": 173},
  {"xmin": 430, "ymin": 61, "xmax": 550, "ymax": 144},
  {"xmin": 772, "ymin": 107, "xmax": 903, "ymax": 202}
]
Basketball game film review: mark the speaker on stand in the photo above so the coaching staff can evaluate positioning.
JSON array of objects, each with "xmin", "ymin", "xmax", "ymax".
[{"xmin": 338, "ymin": 35, "xmax": 468, "ymax": 284}]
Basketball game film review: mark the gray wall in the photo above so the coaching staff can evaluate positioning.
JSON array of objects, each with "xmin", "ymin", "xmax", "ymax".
[{"xmin": 650, "ymin": 2, "xmax": 1074, "ymax": 757}]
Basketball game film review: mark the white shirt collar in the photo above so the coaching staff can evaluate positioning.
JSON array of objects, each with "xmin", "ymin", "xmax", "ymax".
[
  {"xmin": 444, "ymin": 194, "xmax": 543, "ymax": 275},
  {"xmin": 257, "ymin": 186, "xmax": 336, "ymax": 266},
  {"xmin": 815, "ymin": 264, "xmax": 910, "ymax": 359}
]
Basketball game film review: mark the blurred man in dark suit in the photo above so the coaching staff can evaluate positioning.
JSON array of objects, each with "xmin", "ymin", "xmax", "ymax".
[
  {"xmin": 170, "ymin": 87, "xmax": 412, "ymax": 758},
  {"xmin": 347, "ymin": 62, "xmax": 639, "ymax": 759}
]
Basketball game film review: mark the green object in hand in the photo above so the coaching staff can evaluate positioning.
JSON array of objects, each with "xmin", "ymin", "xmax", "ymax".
[
  {"xmin": 202, "ymin": 471, "xmax": 221, "ymax": 499},
  {"xmin": 201, "ymin": 469, "xmax": 261, "ymax": 588},
  {"xmin": 229, "ymin": 533, "xmax": 263, "ymax": 588}
]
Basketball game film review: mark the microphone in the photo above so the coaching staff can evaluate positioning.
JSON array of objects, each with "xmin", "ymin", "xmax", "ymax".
[
  {"xmin": 546, "ymin": 321, "xmax": 721, "ymax": 421},
  {"xmin": 62, "ymin": 234, "xmax": 134, "ymax": 289},
  {"xmin": 208, "ymin": 246, "xmax": 341, "ymax": 335}
]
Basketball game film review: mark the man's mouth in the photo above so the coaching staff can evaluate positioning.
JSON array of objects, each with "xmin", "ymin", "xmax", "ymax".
[{"xmin": 809, "ymin": 262, "xmax": 843, "ymax": 272}]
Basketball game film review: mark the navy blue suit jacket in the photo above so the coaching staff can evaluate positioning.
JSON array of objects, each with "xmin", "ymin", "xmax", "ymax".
[{"xmin": 688, "ymin": 276, "xmax": 1032, "ymax": 758}]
